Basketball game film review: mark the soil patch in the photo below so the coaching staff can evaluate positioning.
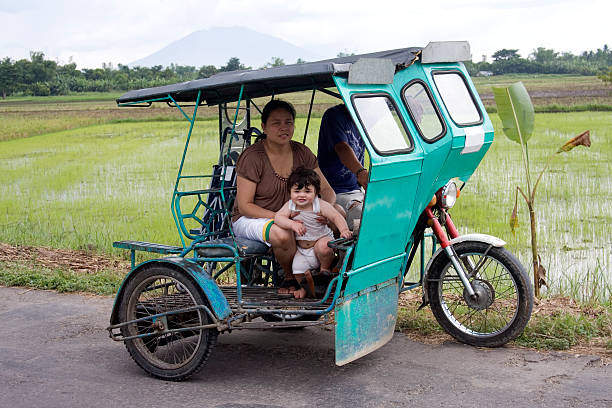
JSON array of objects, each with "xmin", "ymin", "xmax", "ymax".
[{"xmin": 0, "ymin": 242, "xmax": 129, "ymax": 274}]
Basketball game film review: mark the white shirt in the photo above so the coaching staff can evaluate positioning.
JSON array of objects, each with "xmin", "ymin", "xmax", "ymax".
[{"xmin": 288, "ymin": 197, "xmax": 334, "ymax": 241}]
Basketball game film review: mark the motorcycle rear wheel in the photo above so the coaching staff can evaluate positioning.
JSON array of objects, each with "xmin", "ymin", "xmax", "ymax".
[
  {"xmin": 426, "ymin": 241, "xmax": 533, "ymax": 347},
  {"xmin": 119, "ymin": 265, "xmax": 218, "ymax": 381}
]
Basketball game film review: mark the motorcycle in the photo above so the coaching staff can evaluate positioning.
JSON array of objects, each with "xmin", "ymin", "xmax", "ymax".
[{"xmin": 106, "ymin": 41, "xmax": 533, "ymax": 380}]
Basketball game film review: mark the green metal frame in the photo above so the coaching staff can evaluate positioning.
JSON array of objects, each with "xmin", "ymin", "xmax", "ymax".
[{"xmin": 111, "ymin": 60, "xmax": 493, "ymax": 365}]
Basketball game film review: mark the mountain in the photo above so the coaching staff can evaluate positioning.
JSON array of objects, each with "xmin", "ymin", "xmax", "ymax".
[{"xmin": 130, "ymin": 26, "xmax": 326, "ymax": 68}]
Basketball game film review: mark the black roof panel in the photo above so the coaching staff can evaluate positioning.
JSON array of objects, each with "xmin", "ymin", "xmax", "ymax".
[{"xmin": 116, "ymin": 47, "xmax": 421, "ymax": 106}]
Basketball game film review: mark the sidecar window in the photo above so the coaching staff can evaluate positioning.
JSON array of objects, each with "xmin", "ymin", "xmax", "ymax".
[
  {"xmin": 352, "ymin": 95, "xmax": 412, "ymax": 155},
  {"xmin": 402, "ymin": 81, "xmax": 445, "ymax": 142},
  {"xmin": 433, "ymin": 71, "xmax": 482, "ymax": 126}
]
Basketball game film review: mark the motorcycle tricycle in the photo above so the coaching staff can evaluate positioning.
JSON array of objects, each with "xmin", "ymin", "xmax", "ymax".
[{"xmin": 107, "ymin": 41, "xmax": 533, "ymax": 380}]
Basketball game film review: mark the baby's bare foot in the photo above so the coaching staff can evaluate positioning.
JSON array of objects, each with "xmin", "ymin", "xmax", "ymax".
[{"xmin": 293, "ymin": 288, "xmax": 307, "ymax": 299}]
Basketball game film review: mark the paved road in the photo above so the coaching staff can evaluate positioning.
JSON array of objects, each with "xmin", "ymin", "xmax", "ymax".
[{"xmin": 0, "ymin": 287, "xmax": 610, "ymax": 408}]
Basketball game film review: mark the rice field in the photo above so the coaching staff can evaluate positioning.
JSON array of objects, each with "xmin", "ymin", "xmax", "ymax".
[
  {"xmin": 453, "ymin": 112, "xmax": 611, "ymax": 302},
  {"xmin": 0, "ymin": 87, "xmax": 610, "ymax": 301}
]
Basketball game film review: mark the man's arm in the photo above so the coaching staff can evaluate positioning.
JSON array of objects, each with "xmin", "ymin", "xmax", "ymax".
[
  {"xmin": 334, "ymin": 142, "xmax": 369, "ymax": 188},
  {"xmin": 314, "ymin": 167, "xmax": 336, "ymax": 204}
]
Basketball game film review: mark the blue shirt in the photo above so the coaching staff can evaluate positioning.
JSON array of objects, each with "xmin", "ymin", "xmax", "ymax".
[{"xmin": 317, "ymin": 104, "xmax": 365, "ymax": 193}]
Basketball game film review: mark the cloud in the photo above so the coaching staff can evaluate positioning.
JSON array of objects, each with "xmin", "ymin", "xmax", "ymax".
[{"xmin": 0, "ymin": 0, "xmax": 609, "ymax": 68}]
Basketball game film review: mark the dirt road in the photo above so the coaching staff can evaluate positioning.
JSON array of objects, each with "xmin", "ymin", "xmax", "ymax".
[{"xmin": 0, "ymin": 286, "xmax": 609, "ymax": 408}]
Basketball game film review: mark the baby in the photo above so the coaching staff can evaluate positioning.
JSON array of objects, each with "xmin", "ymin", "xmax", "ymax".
[{"xmin": 275, "ymin": 167, "xmax": 352, "ymax": 299}]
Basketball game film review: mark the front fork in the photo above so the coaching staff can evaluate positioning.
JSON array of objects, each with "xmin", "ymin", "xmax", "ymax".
[{"xmin": 424, "ymin": 208, "xmax": 477, "ymax": 298}]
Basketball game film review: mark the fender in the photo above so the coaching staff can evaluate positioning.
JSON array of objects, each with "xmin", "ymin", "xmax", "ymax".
[
  {"xmin": 109, "ymin": 257, "xmax": 232, "ymax": 325},
  {"xmin": 421, "ymin": 234, "xmax": 506, "ymax": 305}
]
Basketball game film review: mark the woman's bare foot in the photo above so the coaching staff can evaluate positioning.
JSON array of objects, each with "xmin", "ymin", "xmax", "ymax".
[
  {"xmin": 278, "ymin": 286, "xmax": 296, "ymax": 295},
  {"xmin": 278, "ymin": 277, "xmax": 297, "ymax": 295}
]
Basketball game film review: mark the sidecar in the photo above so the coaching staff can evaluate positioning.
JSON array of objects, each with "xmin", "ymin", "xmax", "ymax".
[{"xmin": 107, "ymin": 41, "xmax": 532, "ymax": 381}]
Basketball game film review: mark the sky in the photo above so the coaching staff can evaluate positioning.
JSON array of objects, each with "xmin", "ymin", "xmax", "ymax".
[{"xmin": 1, "ymin": 0, "xmax": 610, "ymax": 68}]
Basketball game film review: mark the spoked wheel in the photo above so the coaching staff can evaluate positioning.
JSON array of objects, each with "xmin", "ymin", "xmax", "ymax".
[
  {"xmin": 426, "ymin": 241, "xmax": 533, "ymax": 347},
  {"xmin": 119, "ymin": 265, "xmax": 218, "ymax": 381}
]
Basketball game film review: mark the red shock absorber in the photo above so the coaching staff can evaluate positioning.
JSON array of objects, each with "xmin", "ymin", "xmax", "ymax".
[
  {"xmin": 425, "ymin": 207, "xmax": 450, "ymax": 248},
  {"xmin": 443, "ymin": 210, "xmax": 460, "ymax": 239}
]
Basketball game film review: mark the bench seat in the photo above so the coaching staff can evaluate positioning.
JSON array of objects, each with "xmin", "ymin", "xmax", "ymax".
[
  {"xmin": 195, "ymin": 236, "xmax": 269, "ymax": 258},
  {"xmin": 113, "ymin": 237, "xmax": 269, "ymax": 259}
]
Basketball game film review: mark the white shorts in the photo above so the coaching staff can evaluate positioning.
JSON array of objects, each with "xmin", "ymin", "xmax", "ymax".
[
  {"xmin": 292, "ymin": 246, "xmax": 319, "ymax": 275},
  {"xmin": 336, "ymin": 189, "xmax": 364, "ymax": 231},
  {"xmin": 232, "ymin": 216, "xmax": 274, "ymax": 246}
]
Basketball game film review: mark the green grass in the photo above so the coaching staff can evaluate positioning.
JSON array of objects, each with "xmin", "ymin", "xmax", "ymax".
[
  {"xmin": 0, "ymin": 262, "xmax": 123, "ymax": 295},
  {"xmin": 0, "ymin": 99, "xmax": 198, "ymax": 142},
  {"xmin": 0, "ymin": 116, "xmax": 323, "ymax": 258},
  {"xmin": 0, "ymin": 119, "xmax": 215, "ymax": 253},
  {"xmin": 514, "ymin": 309, "xmax": 612, "ymax": 350},
  {"xmin": 396, "ymin": 299, "xmax": 612, "ymax": 351},
  {"xmin": 396, "ymin": 304, "xmax": 444, "ymax": 336}
]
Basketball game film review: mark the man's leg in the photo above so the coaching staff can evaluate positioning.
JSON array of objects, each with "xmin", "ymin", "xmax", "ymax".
[{"xmin": 336, "ymin": 190, "xmax": 364, "ymax": 231}]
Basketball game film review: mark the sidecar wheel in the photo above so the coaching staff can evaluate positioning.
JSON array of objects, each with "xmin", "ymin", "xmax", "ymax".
[
  {"xmin": 426, "ymin": 241, "xmax": 533, "ymax": 347},
  {"xmin": 119, "ymin": 265, "xmax": 218, "ymax": 381}
]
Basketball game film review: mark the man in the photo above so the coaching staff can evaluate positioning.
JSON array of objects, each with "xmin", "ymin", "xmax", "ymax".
[{"xmin": 317, "ymin": 104, "xmax": 368, "ymax": 231}]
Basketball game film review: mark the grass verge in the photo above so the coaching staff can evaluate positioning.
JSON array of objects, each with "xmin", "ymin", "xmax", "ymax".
[
  {"xmin": 0, "ymin": 262, "xmax": 124, "ymax": 296},
  {"xmin": 515, "ymin": 309, "xmax": 612, "ymax": 350},
  {"xmin": 396, "ymin": 291, "xmax": 612, "ymax": 357}
]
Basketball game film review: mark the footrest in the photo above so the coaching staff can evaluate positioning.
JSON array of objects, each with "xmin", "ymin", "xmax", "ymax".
[{"xmin": 113, "ymin": 240, "xmax": 183, "ymax": 255}]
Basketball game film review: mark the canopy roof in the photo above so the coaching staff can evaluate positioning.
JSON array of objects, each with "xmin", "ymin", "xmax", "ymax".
[{"xmin": 117, "ymin": 47, "xmax": 422, "ymax": 106}]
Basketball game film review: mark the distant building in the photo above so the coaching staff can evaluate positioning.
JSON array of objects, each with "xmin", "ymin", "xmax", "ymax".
[{"xmin": 478, "ymin": 71, "xmax": 494, "ymax": 77}]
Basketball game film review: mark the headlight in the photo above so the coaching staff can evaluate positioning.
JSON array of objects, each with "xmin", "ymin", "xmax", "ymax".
[{"xmin": 437, "ymin": 181, "xmax": 458, "ymax": 209}]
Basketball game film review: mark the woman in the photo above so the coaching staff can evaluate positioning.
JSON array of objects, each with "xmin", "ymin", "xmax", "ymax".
[{"xmin": 232, "ymin": 100, "xmax": 336, "ymax": 294}]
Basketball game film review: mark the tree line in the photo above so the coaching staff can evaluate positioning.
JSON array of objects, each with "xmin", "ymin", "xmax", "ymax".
[
  {"xmin": 0, "ymin": 54, "xmax": 265, "ymax": 98},
  {"xmin": 1, "ymin": 46, "xmax": 610, "ymax": 98},
  {"xmin": 465, "ymin": 45, "xmax": 611, "ymax": 76}
]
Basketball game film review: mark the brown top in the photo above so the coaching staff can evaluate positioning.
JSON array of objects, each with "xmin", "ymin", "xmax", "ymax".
[{"xmin": 232, "ymin": 140, "xmax": 318, "ymax": 222}]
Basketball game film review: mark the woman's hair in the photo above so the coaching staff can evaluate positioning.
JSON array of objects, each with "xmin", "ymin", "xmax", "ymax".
[
  {"xmin": 261, "ymin": 99, "xmax": 296, "ymax": 125},
  {"xmin": 287, "ymin": 166, "xmax": 321, "ymax": 195}
]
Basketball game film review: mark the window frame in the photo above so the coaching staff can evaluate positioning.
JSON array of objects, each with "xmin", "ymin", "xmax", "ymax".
[
  {"xmin": 350, "ymin": 92, "xmax": 415, "ymax": 156},
  {"xmin": 401, "ymin": 79, "xmax": 447, "ymax": 143},
  {"xmin": 432, "ymin": 70, "xmax": 483, "ymax": 127}
]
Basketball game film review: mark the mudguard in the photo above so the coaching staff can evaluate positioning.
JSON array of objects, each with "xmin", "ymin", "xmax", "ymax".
[
  {"xmin": 424, "ymin": 233, "xmax": 506, "ymax": 276},
  {"xmin": 109, "ymin": 257, "xmax": 231, "ymax": 325},
  {"xmin": 421, "ymin": 233, "xmax": 506, "ymax": 304},
  {"xmin": 335, "ymin": 276, "xmax": 399, "ymax": 366}
]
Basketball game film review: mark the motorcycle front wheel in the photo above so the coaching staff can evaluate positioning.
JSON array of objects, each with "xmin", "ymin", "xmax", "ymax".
[
  {"xmin": 118, "ymin": 265, "xmax": 218, "ymax": 381},
  {"xmin": 426, "ymin": 241, "xmax": 533, "ymax": 347}
]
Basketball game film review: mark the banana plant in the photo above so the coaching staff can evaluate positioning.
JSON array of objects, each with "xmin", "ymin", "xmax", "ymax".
[{"xmin": 493, "ymin": 82, "xmax": 590, "ymax": 297}]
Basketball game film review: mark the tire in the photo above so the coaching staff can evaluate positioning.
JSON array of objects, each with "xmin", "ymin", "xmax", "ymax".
[
  {"xmin": 118, "ymin": 265, "xmax": 218, "ymax": 381},
  {"xmin": 426, "ymin": 241, "xmax": 533, "ymax": 347}
]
